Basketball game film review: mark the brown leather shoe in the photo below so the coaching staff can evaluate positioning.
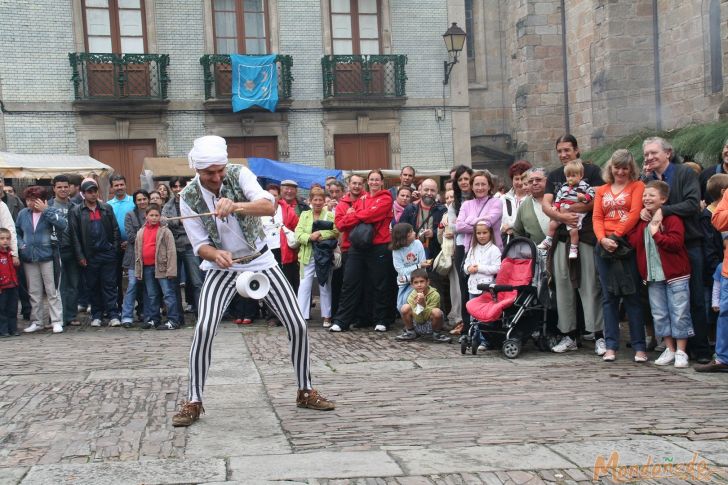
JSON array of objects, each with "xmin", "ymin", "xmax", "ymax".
[
  {"xmin": 449, "ymin": 322, "xmax": 464, "ymax": 336},
  {"xmin": 297, "ymin": 389, "xmax": 335, "ymax": 411},
  {"xmin": 172, "ymin": 401, "xmax": 205, "ymax": 427},
  {"xmin": 694, "ymin": 360, "xmax": 728, "ymax": 373}
]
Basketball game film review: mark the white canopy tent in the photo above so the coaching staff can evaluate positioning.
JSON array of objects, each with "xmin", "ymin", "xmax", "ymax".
[{"xmin": 0, "ymin": 151, "xmax": 114, "ymax": 179}]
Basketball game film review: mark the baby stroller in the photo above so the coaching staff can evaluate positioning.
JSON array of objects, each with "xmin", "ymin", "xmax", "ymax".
[{"xmin": 462, "ymin": 236, "xmax": 550, "ymax": 359}]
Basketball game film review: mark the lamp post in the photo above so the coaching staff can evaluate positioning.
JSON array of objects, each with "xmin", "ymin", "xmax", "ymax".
[{"xmin": 442, "ymin": 22, "xmax": 467, "ymax": 85}]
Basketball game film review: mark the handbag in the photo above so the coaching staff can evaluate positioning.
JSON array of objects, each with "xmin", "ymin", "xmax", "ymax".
[
  {"xmin": 433, "ymin": 232, "xmax": 454, "ymax": 276},
  {"xmin": 332, "ymin": 245, "xmax": 343, "ymax": 269},
  {"xmin": 282, "ymin": 226, "xmax": 300, "ymax": 249},
  {"xmin": 349, "ymin": 222, "xmax": 374, "ymax": 250}
]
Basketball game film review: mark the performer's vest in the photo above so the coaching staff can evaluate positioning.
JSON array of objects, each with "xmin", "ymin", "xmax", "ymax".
[{"xmin": 180, "ymin": 164, "xmax": 264, "ymax": 249}]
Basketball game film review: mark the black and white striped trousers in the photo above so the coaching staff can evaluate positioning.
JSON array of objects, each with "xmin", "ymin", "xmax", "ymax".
[{"xmin": 187, "ymin": 265, "xmax": 311, "ymax": 402}]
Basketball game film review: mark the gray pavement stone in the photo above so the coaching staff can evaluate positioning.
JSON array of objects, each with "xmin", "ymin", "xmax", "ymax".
[
  {"xmin": 203, "ymin": 383, "xmax": 271, "ymax": 408},
  {"xmin": 18, "ymin": 458, "xmax": 226, "ymax": 485},
  {"xmin": 668, "ymin": 438, "xmax": 728, "ymax": 466},
  {"xmin": 3, "ymin": 373, "xmax": 87, "ymax": 384},
  {"xmin": 0, "ymin": 468, "xmax": 27, "ymax": 485},
  {"xmin": 390, "ymin": 445, "xmax": 574, "ymax": 476},
  {"xmin": 228, "ymin": 451, "xmax": 403, "ymax": 480},
  {"xmin": 87, "ymin": 368, "xmax": 186, "ymax": 380},
  {"xmin": 547, "ymin": 439, "xmax": 709, "ymax": 468}
]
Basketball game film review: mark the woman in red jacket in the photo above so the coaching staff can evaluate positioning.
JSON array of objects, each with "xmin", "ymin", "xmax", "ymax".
[{"xmin": 330, "ymin": 169, "xmax": 395, "ymax": 332}]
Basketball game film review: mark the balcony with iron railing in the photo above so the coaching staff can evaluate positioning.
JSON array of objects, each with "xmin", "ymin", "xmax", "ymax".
[
  {"xmin": 321, "ymin": 54, "xmax": 407, "ymax": 108},
  {"xmin": 200, "ymin": 54, "xmax": 293, "ymax": 110},
  {"xmin": 68, "ymin": 53, "xmax": 170, "ymax": 111}
]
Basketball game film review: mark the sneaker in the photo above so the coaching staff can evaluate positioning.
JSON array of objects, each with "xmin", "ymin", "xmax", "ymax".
[
  {"xmin": 296, "ymin": 389, "xmax": 335, "ymax": 411},
  {"xmin": 77, "ymin": 304, "xmax": 86, "ymax": 313},
  {"xmin": 374, "ymin": 324, "xmax": 387, "ymax": 332},
  {"xmin": 536, "ymin": 237, "xmax": 552, "ymax": 251},
  {"xmin": 109, "ymin": 318, "xmax": 121, "ymax": 327},
  {"xmin": 23, "ymin": 323, "xmax": 42, "ymax": 333},
  {"xmin": 329, "ymin": 324, "xmax": 342, "ymax": 332},
  {"xmin": 674, "ymin": 350, "xmax": 689, "ymax": 368},
  {"xmin": 86, "ymin": 305, "xmax": 91, "ymax": 313},
  {"xmin": 322, "ymin": 319, "xmax": 332, "ymax": 328},
  {"xmin": 569, "ymin": 244, "xmax": 578, "ymax": 259},
  {"xmin": 172, "ymin": 401, "xmax": 204, "ymax": 427},
  {"xmin": 157, "ymin": 321, "xmax": 179, "ymax": 330},
  {"xmin": 552, "ymin": 336, "xmax": 577, "ymax": 353},
  {"xmin": 582, "ymin": 332, "xmax": 596, "ymax": 341},
  {"xmin": 433, "ymin": 332, "xmax": 452, "ymax": 343},
  {"xmin": 654, "ymin": 348, "xmax": 676, "ymax": 366},
  {"xmin": 122, "ymin": 321, "xmax": 134, "ymax": 329},
  {"xmin": 395, "ymin": 329, "xmax": 417, "ymax": 341},
  {"xmin": 52, "ymin": 323, "xmax": 64, "ymax": 334},
  {"xmin": 694, "ymin": 359, "xmax": 728, "ymax": 373},
  {"xmin": 90, "ymin": 319, "xmax": 102, "ymax": 327},
  {"xmin": 477, "ymin": 343, "xmax": 488, "ymax": 352},
  {"xmin": 142, "ymin": 321, "xmax": 156, "ymax": 330},
  {"xmin": 594, "ymin": 338, "xmax": 607, "ymax": 356}
]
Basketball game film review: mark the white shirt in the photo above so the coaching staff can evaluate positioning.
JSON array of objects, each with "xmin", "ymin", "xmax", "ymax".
[{"xmin": 179, "ymin": 166, "xmax": 276, "ymax": 272}]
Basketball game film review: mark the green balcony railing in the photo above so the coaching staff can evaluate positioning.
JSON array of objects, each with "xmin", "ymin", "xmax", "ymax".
[
  {"xmin": 321, "ymin": 54, "xmax": 407, "ymax": 98},
  {"xmin": 69, "ymin": 53, "xmax": 170, "ymax": 100},
  {"xmin": 200, "ymin": 54, "xmax": 293, "ymax": 101}
]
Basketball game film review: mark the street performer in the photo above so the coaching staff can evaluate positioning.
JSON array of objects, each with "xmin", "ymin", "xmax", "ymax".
[{"xmin": 172, "ymin": 135, "xmax": 335, "ymax": 427}]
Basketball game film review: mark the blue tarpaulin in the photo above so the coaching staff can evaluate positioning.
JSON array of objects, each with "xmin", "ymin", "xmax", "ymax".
[
  {"xmin": 231, "ymin": 54, "xmax": 278, "ymax": 112},
  {"xmin": 246, "ymin": 158, "xmax": 343, "ymax": 189}
]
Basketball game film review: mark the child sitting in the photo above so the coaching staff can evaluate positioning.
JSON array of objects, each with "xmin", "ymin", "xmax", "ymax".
[
  {"xmin": 627, "ymin": 181, "xmax": 693, "ymax": 367},
  {"xmin": 538, "ymin": 159, "xmax": 595, "ymax": 259},
  {"xmin": 391, "ymin": 222, "xmax": 430, "ymax": 310},
  {"xmin": 0, "ymin": 228, "xmax": 19, "ymax": 337},
  {"xmin": 395, "ymin": 268, "xmax": 451, "ymax": 343},
  {"xmin": 135, "ymin": 204, "xmax": 181, "ymax": 330}
]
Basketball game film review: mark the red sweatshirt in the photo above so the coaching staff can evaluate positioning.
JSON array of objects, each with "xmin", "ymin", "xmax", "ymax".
[
  {"xmin": 0, "ymin": 248, "xmax": 18, "ymax": 290},
  {"xmin": 278, "ymin": 199, "xmax": 299, "ymax": 265},
  {"xmin": 336, "ymin": 189, "xmax": 393, "ymax": 247},
  {"xmin": 627, "ymin": 215, "xmax": 690, "ymax": 283},
  {"xmin": 142, "ymin": 223, "xmax": 159, "ymax": 266}
]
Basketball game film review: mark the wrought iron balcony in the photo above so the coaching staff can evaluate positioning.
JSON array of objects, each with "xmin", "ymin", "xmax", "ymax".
[
  {"xmin": 69, "ymin": 53, "xmax": 170, "ymax": 101},
  {"xmin": 200, "ymin": 54, "xmax": 293, "ymax": 103},
  {"xmin": 321, "ymin": 54, "xmax": 407, "ymax": 99}
]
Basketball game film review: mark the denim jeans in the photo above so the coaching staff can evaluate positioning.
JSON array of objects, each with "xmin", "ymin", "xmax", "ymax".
[
  {"xmin": 686, "ymin": 244, "xmax": 710, "ymax": 357},
  {"xmin": 121, "ymin": 270, "xmax": 142, "ymax": 323},
  {"xmin": 715, "ymin": 274, "xmax": 728, "ymax": 363},
  {"xmin": 175, "ymin": 248, "xmax": 202, "ymax": 312},
  {"xmin": 594, "ymin": 250, "xmax": 645, "ymax": 351},
  {"xmin": 85, "ymin": 259, "xmax": 119, "ymax": 320},
  {"xmin": 143, "ymin": 265, "xmax": 181, "ymax": 324},
  {"xmin": 0, "ymin": 287, "xmax": 18, "ymax": 335},
  {"xmin": 648, "ymin": 279, "xmax": 694, "ymax": 339},
  {"xmin": 60, "ymin": 255, "xmax": 80, "ymax": 323}
]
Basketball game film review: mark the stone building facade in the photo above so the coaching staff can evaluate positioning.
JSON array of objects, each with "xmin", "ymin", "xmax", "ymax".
[
  {"xmin": 0, "ymin": 0, "xmax": 470, "ymax": 191},
  {"xmin": 467, "ymin": 0, "xmax": 728, "ymax": 175}
]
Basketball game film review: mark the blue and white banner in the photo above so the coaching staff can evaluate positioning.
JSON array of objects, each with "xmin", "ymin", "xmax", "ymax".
[{"xmin": 231, "ymin": 54, "xmax": 278, "ymax": 112}]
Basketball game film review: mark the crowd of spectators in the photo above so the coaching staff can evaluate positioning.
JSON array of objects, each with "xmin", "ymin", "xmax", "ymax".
[{"xmin": 1, "ymin": 133, "xmax": 727, "ymax": 374}]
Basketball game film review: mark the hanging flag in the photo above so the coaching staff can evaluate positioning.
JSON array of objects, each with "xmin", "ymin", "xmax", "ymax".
[{"xmin": 231, "ymin": 54, "xmax": 278, "ymax": 112}]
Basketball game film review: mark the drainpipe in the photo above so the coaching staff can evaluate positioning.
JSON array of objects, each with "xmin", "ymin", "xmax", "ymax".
[
  {"xmin": 560, "ymin": 0, "xmax": 570, "ymax": 134},
  {"xmin": 652, "ymin": 0, "xmax": 662, "ymax": 130}
]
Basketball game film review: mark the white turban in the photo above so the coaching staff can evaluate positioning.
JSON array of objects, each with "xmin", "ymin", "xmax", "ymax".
[{"xmin": 188, "ymin": 135, "xmax": 229, "ymax": 169}]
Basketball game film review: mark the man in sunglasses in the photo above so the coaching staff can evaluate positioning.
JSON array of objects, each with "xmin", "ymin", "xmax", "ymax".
[{"xmin": 68, "ymin": 179, "xmax": 122, "ymax": 327}]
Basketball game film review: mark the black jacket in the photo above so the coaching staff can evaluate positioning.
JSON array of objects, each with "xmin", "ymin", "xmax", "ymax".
[
  {"xmin": 1, "ymin": 193, "xmax": 24, "ymax": 220},
  {"xmin": 68, "ymin": 201, "xmax": 121, "ymax": 263},
  {"xmin": 653, "ymin": 163, "xmax": 702, "ymax": 246},
  {"xmin": 699, "ymin": 162, "xmax": 727, "ymax": 204},
  {"xmin": 399, "ymin": 201, "xmax": 447, "ymax": 259},
  {"xmin": 700, "ymin": 207, "xmax": 724, "ymax": 285}
]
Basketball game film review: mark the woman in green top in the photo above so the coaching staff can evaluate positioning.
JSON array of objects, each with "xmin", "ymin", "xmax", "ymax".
[{"xmin": 295, "ymin": 187, "xmax": 339, "ymax": 326}]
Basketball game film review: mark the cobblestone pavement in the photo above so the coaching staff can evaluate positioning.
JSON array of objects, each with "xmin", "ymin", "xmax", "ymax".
[{"xmin": 1, "ymin": 316, "xmax": 727, "ymax": 484}]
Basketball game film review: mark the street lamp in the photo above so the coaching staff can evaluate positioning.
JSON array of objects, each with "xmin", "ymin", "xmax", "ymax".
[{"xmin": 442, "ymin": 22, "xmax": 467, "ymax": 85}]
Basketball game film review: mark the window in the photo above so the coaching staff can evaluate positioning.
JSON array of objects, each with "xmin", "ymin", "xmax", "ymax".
[
  {"xmin": 212, "ymin": 0, "xmax": 268, "ymax": 54},
  {"xmin": 83, "ymin": 0, "xmax": 146, "ymax": 53},
  {"xmin": 331, "ymin": 0, "xmax": 380, "ymax": 55}
]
